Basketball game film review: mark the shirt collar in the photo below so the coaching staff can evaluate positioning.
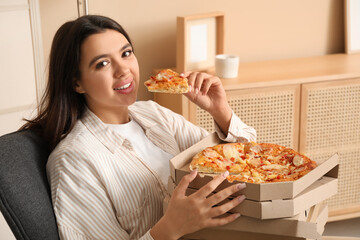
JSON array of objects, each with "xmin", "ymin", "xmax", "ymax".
[
  {"xmin": 81, "ymin": 108, "xmax": 125, "ymax": 154},
  {"xmin": 80, "ymin": 106, "xmax": 180, "ymax": 156},
  {"xmin": 80, "ymin": 106, "xmax": 162, "ymax": 153}
]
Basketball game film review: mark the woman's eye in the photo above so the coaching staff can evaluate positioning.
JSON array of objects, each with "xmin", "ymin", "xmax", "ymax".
[
  {"xmin": 95, "ymin": 61, "xmax": 109, "ymax": 69},
  {"xmin": 123, "ymin": 50, "xmax": 133, "ymax": 57}
]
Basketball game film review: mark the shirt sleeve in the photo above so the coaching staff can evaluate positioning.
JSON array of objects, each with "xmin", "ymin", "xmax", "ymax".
[
  {"xmin": 154, "ymin": 102, "xmax": 256, "ymax": 151},
  {"xmin": 214, "ymin": 110, "xmax": 257, "ymax": 143},
  {"xmin": 47, "ymin": 149, "xmax": 155, "ymax": 240}
]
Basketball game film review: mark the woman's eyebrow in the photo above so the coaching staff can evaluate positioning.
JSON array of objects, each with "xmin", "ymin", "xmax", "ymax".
[
  {"xmin": 88, "ymin": 54, "xmax": 108, "ymax": 67},
  {"xmin": 88, "ymin": 43, "xmax": 132, "ymax": 67}
]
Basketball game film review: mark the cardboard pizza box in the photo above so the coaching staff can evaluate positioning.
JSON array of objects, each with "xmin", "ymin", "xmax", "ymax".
[
  {"xmin": 169, "ymin": 132, "xmax": 339, "ymax": 201},
  {"xmin": 181, "ymin": 231, "xmax": 309, "ymax": 240},
  {"xmin": 163, "ymin": 196, "xmax": 328, "ymax": 240},
  {"xmin": 167, "ymin": 175, "xmax": 337, "ymax": 219}
]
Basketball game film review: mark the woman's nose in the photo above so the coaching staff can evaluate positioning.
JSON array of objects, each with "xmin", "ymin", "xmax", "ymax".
[{"xmin": 113, "ymin": 61, "xmax": 129, "ymax": 78}]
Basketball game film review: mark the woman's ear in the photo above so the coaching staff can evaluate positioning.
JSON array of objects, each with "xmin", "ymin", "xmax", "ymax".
[{"xmin": 74, "ymin": 79, "xmax": 85, "ymax": 94}]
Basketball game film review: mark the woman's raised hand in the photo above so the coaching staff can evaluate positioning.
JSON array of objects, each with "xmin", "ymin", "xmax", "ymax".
[
  {"xmin": 182, "ymin": 72, "xmax": 230, "ymax": 115},
  {"xmin": 182, "ymin": 72, "xmax": 233, "ymax": 135}
]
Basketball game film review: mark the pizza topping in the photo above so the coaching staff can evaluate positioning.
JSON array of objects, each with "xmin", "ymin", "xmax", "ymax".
[
  {"xmin": 203, "ymin": 148, "xmax": 220, "ymax": 159},
  {"xmin": 223, "ymin": 144, "xmax": 242, "ymax": 161},
  {"xmin": 266, "ymin": 155, "xmax": 281, "ymax": 162},
  {"xmin": 293, "ymin": 155, "xmax": 304, "ymax": 166},
  {"xmin": 248, "ymin": 158, "xmax": 262, "ymax": 167},
  {"xmin": 294, "ymin": 167, "xmax": 305, "ymax": 173},
  {"xmin": 250, "ymin": 145, "xmax": 262, "ymax": 153},
  {"xmin": 261, "ymin": 164, "xmax": 287, "ymax": 170},
  {"xmin": 155, "ymin": 72, "xmax": 169, "ymax": 81}
]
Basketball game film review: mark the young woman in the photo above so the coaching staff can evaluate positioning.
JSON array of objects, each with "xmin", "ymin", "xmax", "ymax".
[{"xmin": 22, "ymin": 15, "xmax": 256, "ymax": 239}]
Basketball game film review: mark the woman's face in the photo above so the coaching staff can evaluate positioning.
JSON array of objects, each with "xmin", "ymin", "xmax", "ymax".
[{"xmin": 76, "ymin": 29, "xmax": 139, "ymax": 120}]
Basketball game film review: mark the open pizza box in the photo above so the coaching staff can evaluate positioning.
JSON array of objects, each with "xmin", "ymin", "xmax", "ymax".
[
  {"xmin": 163, "ymin": 195, "xmax": 328, "ymax": 240},
  {"xmin": 169, "ymin": 132, "xmax": 339, "ymax": 201},
  {"xmin": 167, "ymin": 175, "xmax": 337, "ymax": 219}
]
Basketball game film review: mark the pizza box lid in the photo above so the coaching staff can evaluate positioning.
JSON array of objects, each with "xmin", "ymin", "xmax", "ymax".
[
  {"xmin": 163, "ymin": 195, "xmax": 328, "ymax": 240},
  {"xmin": 167, "ymin": 175, "xmax": 337, "ymax": 219},
  {"xmin": 169, "ymin": 132, "xmax": 339, "ymax": 201}
]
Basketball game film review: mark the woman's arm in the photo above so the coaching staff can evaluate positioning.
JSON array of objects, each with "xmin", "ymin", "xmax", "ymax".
[{"xmin": 182, "ymin": 72, "xmax": 255, "ymax": 140}]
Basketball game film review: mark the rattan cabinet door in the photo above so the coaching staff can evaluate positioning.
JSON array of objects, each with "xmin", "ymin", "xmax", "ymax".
[
  {"xmin": 300, "ymin": 78, "xmax": 360, "ymax": 219},
  {"xmin": 192, "ymin": 84, "xmax": 300, "ymax": 150}
]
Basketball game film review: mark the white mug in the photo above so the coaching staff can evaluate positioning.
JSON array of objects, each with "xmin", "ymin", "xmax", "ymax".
[{"xmin": 215, "ymin": 54, "xmax": 239, "ymax": 78}]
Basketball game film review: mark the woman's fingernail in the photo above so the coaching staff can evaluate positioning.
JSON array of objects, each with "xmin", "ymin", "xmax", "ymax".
[
  {"xmin": 190, "ymin": 169, "xmax": 198, "ymax": 176},
  {"xmin": 195, "ymin": 88, "xmax": 199, "ymax": 94},
  {"xmin": 237, "ymin": 195, "xmax": 246, "ymax": 202},
  {"xmin": 237, "ymin": 183, "xmax": 246, "ymax": 190},
  {"xmin": 234, "ymin": 213, "xmax": 241, "ymax": 219},
  {"xmin": 222, "ymin": 171, "xmax": 229, "ymax": 178},
  {"xmin": 189, "ymin": 85, "xmax": 192, "ymax": 92}
]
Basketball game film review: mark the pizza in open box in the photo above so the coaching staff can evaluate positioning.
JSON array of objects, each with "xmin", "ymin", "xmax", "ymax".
[{"xmin": 190, "ymin": 142, "xmax": 317, "ymax": 183}]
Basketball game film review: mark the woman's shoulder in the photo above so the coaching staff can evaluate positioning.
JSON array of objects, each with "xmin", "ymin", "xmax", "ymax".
[{"xmin": 49, "ymin": 121, "xmax": 94, "ymax": 159}]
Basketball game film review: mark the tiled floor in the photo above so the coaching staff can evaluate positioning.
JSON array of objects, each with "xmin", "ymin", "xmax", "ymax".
[{"xmin": 323, "ymin": 217, "xmax": 360, "ymax": 237}]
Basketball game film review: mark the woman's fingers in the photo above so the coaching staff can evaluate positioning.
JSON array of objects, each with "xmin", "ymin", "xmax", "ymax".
[
  {"xmin": 206, "ymin": 182, "xmax": 246, "ymax": 207},
  {"xmin": 206, "ymin": 213, "xmax": 241, "ymax": 228},
  {"xmin": 193, "ymin": 171, "xmax": 229, "ymax": 199},
  {"xmin": 183, "ymin": 72, "xmax": 212, "ymax": 94},
  {"xmin": 199, "ymin": 77, "xmax": 214, "ymax": 95},
  {"xmin": 208, "ymin": 194, "xmax": 246, "ymax": 218},
  {"xmin": 173, "ymin": 169, "xmax": 198, "ymax": 197}
]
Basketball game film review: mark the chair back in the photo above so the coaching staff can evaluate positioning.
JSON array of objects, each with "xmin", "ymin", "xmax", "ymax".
[{"xmin": 0, "ymin": 130, "xmax": 59, "ymax": 240}]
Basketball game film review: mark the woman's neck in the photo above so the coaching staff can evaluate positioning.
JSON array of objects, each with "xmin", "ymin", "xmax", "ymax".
[{"xmin": 88, "ymin": 105, "xmax": 130, "ymax": 124}]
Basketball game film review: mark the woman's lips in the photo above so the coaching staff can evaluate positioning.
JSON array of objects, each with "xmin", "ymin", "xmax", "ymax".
[
  {"xmin": 113, "ymin": 80, "xmax": 134, "ymax": 94},
  {"xmin": 114, "ymin": 82, "xmax": 131, "ymax": 90}
]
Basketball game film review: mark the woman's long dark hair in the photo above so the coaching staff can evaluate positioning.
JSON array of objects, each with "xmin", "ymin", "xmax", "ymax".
[{"xmin": 21, "ymin": 15, "xmax": 133, "ymax": 150}]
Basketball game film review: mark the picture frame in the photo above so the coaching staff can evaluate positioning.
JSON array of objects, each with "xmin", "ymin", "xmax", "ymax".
[
  {"xmin": 345, "ymin": 0, "xmax": 360, "ymax": 54},
  {"xmin": 176, "ymin": 12, "xmax": 224, "ymax": 72}
]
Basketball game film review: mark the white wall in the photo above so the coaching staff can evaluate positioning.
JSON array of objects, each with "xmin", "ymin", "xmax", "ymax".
[
  {"xmin": 0, "ymin": 0, "xmax": 41, "ymax": 136},
  {"xmin": 0, "ymin": 0, "xmax": 42, "ymax": 237},
  {"xmin": 0, "ymin": 213, "xmax": 15, "ymax": 240}
]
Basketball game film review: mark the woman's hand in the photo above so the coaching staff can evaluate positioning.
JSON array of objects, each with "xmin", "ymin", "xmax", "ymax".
[
  {"xmin": 182, "ymin": 71, "xmax": 233, "ymax": 135},
  {"xmin": 182, "ymin": 72, "xmax": 229, "ymax": 115},
  {"xmin": 150, "ymin": 170, "xmax": 246, "ymax": 240}
]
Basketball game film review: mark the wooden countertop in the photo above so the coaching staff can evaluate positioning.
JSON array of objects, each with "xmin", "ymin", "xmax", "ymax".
[{"xmin": 204, "ymin": 54, "xmax": 360, "ymax": 90}]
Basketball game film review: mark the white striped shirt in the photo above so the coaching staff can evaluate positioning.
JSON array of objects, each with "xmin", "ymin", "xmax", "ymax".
[
  {"xmin": 46, "ymin": 100, "xmax": 256, "ymax": 240},
  {"xmin": 107, "ymin": 120, "xmax": 174, "ymax": 188}
]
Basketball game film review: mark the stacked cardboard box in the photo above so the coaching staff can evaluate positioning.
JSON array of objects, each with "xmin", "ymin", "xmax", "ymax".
[{"xmin": 166, "ymin": 133, "xmax": 339, "ymax": 239}]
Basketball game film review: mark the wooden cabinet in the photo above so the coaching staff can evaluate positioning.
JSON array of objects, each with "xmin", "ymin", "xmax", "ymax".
[
  {"xmin": 191, "ymin": 85, "xmax": 300, "ymax": 149},
  {"xmin": 300, "ymin": 78, "xmax": 360, "ymax": 221},
  {"xmin": 154, "ymin": 54, "xmax": 360, "ymax": 221}
]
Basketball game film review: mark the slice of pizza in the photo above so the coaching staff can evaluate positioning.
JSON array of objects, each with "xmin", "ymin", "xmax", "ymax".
[{"xmin": 144, "ymin": 69, "xmax": 189, "ymax": 94}]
